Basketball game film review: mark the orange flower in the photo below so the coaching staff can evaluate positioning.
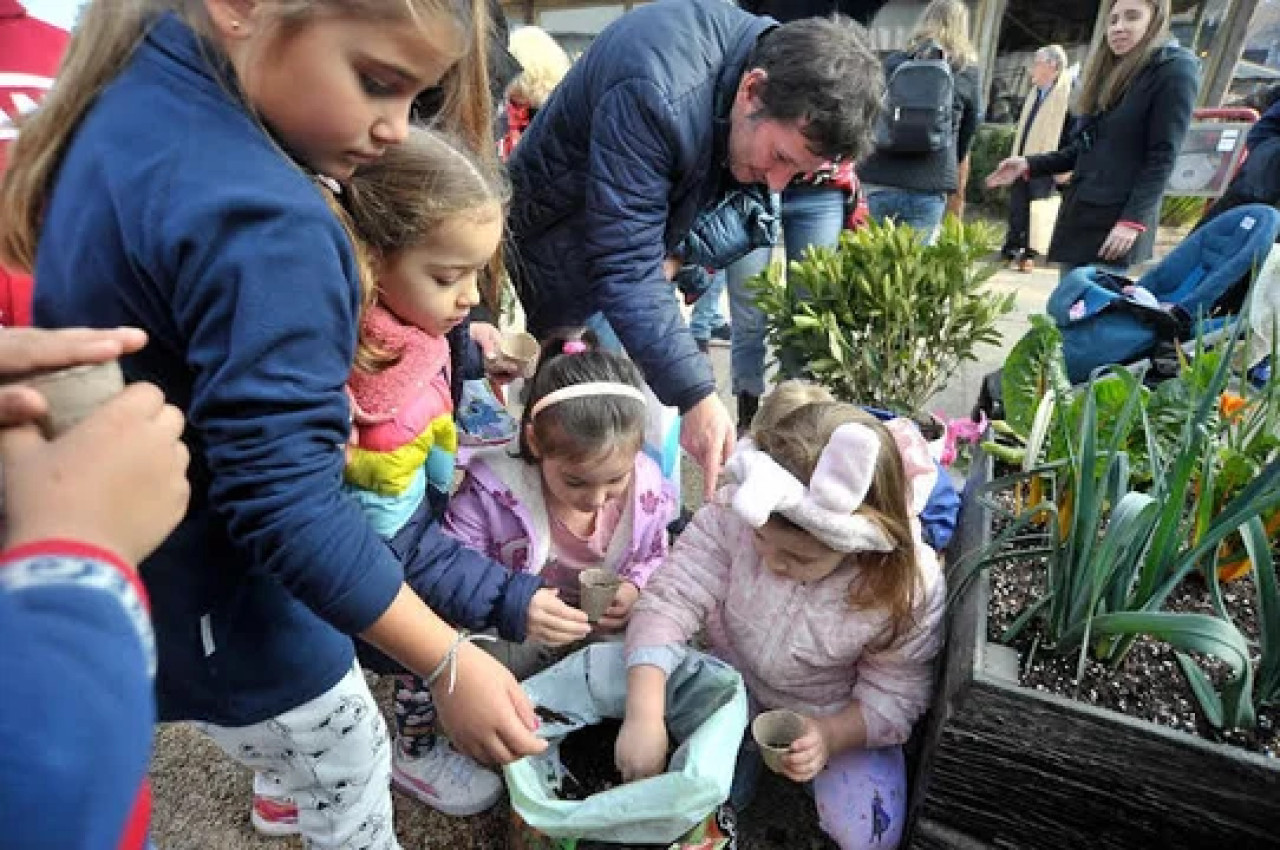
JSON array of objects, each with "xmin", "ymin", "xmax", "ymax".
[{"xmin": 1219, "ymin": 391, "xmax": 1248, "ymax": 422}]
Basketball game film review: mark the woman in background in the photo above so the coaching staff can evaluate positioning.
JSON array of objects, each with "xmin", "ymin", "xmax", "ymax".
[
  {"xmin": 499, "ymin": 26, "xmax": 572, "ymax": 159},
  {"xmin": 859, "ymin": 0, "xmax": 984, "ymax": 243}
]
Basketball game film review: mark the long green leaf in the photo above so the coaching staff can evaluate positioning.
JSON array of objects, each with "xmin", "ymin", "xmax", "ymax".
[
  {"xmin": 1063, "ymin": 492, "xmax": 1160, "ymax": 666},
  {"xmin": 1242, "ymin": 516, "xmax": 1280, "ymax": 705},
  {"xmin": 1000, "ymin": 594, "xmax": 1052, "ymax": 644},
  {"xmin": 1091, "ymin": 611, "xmax": 1256, "ymax": 729},
  {"xmin": 1175, "ymin": 651, "xmax": 1225, "ymax": 729},
  {"xmin": 1001, "ymin": 315, "xmax": 1070, "ymax": 437},
  {"xmin": 1150, "ymin": 458, "xmax": 1280, "ymax": 609}
]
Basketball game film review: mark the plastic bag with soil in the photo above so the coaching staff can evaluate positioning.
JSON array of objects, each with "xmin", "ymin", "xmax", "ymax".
[{"xmin": 504, "ymin": 643, "xmax": 746, "ymax": 848}]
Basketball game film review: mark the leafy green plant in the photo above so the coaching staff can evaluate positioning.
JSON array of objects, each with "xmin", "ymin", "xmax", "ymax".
[
  {"xmin": 965, "ymin": 123, "xmax": 1016, "ymax": 209},
  {"xmin": 957, "ymin": 271, "xmax": 1280, "ymax": 728},
  {"xmin": 752, "ymin": 216, "xmax": 1015, "ymax": 415},
  {"xmin": 953, "ymin": 348, "xmax": 1280, "ymax": 728}
]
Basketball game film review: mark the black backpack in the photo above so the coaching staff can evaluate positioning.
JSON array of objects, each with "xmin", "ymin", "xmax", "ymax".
[{"xmin": 874, "ymin": 42, "xmax": 955, "ymax": 154}]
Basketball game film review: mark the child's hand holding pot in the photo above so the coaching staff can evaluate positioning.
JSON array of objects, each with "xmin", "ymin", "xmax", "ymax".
[
  {"xmin": 780, "ymin": 714, "xmax": 831, "ymax": 783},
  {"xmin": 594, "ymin": 580, "xmax": 639, "ymax": 632},
  {"xmin": 527, "ymin": 588, "xmax": 591, "ymax": 646}
]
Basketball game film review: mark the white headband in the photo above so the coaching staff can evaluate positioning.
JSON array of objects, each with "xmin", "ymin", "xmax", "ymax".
[{"xmin": 529, "ymin": 382, "xmax": 647, "ymax": 419}]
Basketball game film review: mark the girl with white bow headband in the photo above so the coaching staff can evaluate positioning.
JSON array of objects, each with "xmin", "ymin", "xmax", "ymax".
[{"xmin": 618, "ymin": 382, "xmax": 946, "ymax": 850}]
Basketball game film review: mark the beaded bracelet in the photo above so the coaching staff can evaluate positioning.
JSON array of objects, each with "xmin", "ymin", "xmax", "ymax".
[{"xmin": 423, "ymin": 630, "xmax": 497, "ymax": 694}]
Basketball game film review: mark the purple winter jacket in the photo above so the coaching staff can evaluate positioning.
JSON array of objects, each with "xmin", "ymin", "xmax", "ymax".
[{"xmin": 442, "ymin": 448, "xmax": 678, "ymax": 589}]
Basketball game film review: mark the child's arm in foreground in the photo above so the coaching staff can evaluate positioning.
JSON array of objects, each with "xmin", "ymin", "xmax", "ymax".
[
  {"xmin": 616, "ymin": 663, "xmax": 671, "ymax": 781},
  {"xmin": 0, "ymin": 327, "xmax": 188, "ymax": 847},
  {"xmin": 781, "ymin": 702, "xmax": 869, "ymax": 783},
  {"xmin": 615, "ymin": 503, "xmax": 736, "ymax": 779},
  {"xmin": 362, "ymin": 587, "xmax": 544, "ymax": 763}
]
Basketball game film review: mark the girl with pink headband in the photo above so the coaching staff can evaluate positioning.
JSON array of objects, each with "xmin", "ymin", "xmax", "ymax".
[
  {"xmin": 618, "ymin": 381, "xmax": 945, "ymax": 850},
  {"xmin": 443, "ymin": 328, "xmax": 677, "ymax": 675}
]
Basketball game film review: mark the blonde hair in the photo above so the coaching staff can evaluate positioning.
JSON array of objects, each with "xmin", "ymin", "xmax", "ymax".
[
  {"xmin": 344, "ymin": 125, "xmax": 509, "ymax": 373},
  {"xmin": 0, "ymin": 0, "xmax": 489, "ymax": 274},
  {"xmin": 909, "ymin": 0, "xmax": 977, "ymax": 69},
  {"xmin": 1076, "ymin": 0, "xmax": 1171, "ymax": 114},
  {"xmin": 749, "ymin": 379, "xmax": 834, "ymax": 434},
  {"xmin": 506, "ymin": 26, "xmax": 571, "ymax": 109},
  {"xmin": 752, "ymin": 388, "xmax": 920, "ymax": 645}
]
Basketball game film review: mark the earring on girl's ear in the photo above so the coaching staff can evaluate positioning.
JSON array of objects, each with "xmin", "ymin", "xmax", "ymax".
[{"xmin": 230, "ymin": 19, "xmax": 242, "ymax": 30}]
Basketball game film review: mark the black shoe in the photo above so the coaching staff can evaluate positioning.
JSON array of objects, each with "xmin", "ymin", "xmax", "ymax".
[
  {"xmin": 736, "ymin": 393, "xmax": 759, "ymax": 436},
  {"xmin": 709, "ymin": 322, "xmax": 732, "ymax": 344},
  {"xmin": 695, "ymin": 338, "xmax": 710, "ymax": 354}
]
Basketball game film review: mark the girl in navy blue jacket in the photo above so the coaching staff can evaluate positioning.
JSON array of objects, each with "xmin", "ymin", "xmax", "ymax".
[{"xmin": 0, "ymin": 2, "xmax": 546, "ymax": 848}]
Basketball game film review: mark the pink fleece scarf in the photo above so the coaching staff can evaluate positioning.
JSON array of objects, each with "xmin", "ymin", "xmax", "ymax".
[{"xmin": 346, "ymin": 304, "xmax": 451, "ymax": 426}]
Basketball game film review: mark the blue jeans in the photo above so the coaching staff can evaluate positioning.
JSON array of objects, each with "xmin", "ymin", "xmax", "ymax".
[
  {"xmin": 728, "ymin": 185, "xmax": 845, "ymax": 397},
  {"xmin": 867, "ymin": 188, "xmax": 947, "ymax": 245},
  {"xmin": 689, "ymin": 270, "xmax": 728, "ymax": 341}
]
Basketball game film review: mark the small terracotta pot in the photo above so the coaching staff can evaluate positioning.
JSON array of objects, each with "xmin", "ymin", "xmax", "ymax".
[
  {"xmin": 751, "ymin": 709, "xmax": 806, "ymax": 774},
  {"xmin": 498, "ymin": 331, "xmax": 540, "ymax": 379},
  {"xmin": 22, "ymin": 361, "xmax": 124, "ymax": 438},
  {"xmin": 578, "ymin": 568, "xmax": 621, "ymax": 623}
]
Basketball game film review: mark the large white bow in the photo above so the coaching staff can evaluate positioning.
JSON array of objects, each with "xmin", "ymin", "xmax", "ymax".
[{"xmin": 726, "ymin": 422, "xmax": 894, "ymax": 554}]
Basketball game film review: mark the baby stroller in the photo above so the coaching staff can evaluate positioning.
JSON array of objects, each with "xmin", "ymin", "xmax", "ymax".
[{"xmin": 1047, "ymin": 204, "xmax": 1280, "ymax": 383}]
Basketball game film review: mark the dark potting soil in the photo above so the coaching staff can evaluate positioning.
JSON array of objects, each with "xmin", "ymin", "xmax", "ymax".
[
  {"xmin": 556, "ymin": 718, "xmax": 627, "ymax": 801},
  {"xmin": 549, "ymin": 718, "xmax": 839, "ymax": 849},
  {"xmin": 985, "ymin": 499, "xmax": 1278, "ymax": 758}
]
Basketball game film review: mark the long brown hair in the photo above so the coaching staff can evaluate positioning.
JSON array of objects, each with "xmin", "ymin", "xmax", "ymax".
[
  {"xmin": 753, "ymin": 392, "xmax": 920, "ymax": 645},
  {"xmin": 343, "ymin": 126, "xmax": 509, "ymax": 373},
  {"xmin": 0, "ymin": 0, "xmax": 487, "ymax": 274},
  {"xmin": 1075, "ymin": 0, "xmax": 1171, "ymax": 114}
]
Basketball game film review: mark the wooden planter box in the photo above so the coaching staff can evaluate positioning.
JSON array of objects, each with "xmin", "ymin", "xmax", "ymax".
[{"xmin": 902, "ymin": 457, "xmax": 1280, "ymax": 849}]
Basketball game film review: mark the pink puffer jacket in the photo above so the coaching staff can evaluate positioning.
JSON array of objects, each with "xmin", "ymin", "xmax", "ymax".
[{"xmin": 626, "ymin": 500, "xmax": 945, "ymax": 748}]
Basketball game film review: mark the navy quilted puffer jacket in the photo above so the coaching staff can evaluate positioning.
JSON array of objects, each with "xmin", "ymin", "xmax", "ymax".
[{"xmin": 507, "ymin": 0, "xmax": 772, "ymax": 413}]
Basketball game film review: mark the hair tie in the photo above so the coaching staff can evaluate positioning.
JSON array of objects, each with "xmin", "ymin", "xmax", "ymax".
[{"xmin": 562, "ymin": 340, "xmax": 588, "ymax": 355}]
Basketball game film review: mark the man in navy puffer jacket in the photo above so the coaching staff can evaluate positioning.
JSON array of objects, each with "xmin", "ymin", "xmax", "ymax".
[{"xmin": 507, "ymin": 0, "xmax": 882, "ymax": 497}]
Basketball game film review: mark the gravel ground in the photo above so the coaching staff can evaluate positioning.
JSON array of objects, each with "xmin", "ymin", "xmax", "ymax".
[{"xmin": 149, "ymin": 650, "xmax": 834, "ymax": 849}]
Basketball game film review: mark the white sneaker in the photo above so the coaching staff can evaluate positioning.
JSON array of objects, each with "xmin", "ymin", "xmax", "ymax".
[{"xmin": 391, "ymin": 739, "xmax": 504, "ymax": 816}]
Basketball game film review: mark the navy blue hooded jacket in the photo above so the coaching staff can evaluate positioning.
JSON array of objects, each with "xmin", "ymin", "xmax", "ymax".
[
  {"xmin": 507, "ymin": 0, "xmax": 772, "ymax": 413},
  {"xmin": 32, "ymin": 14, "xmax": 538, "ymax": 725}
]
